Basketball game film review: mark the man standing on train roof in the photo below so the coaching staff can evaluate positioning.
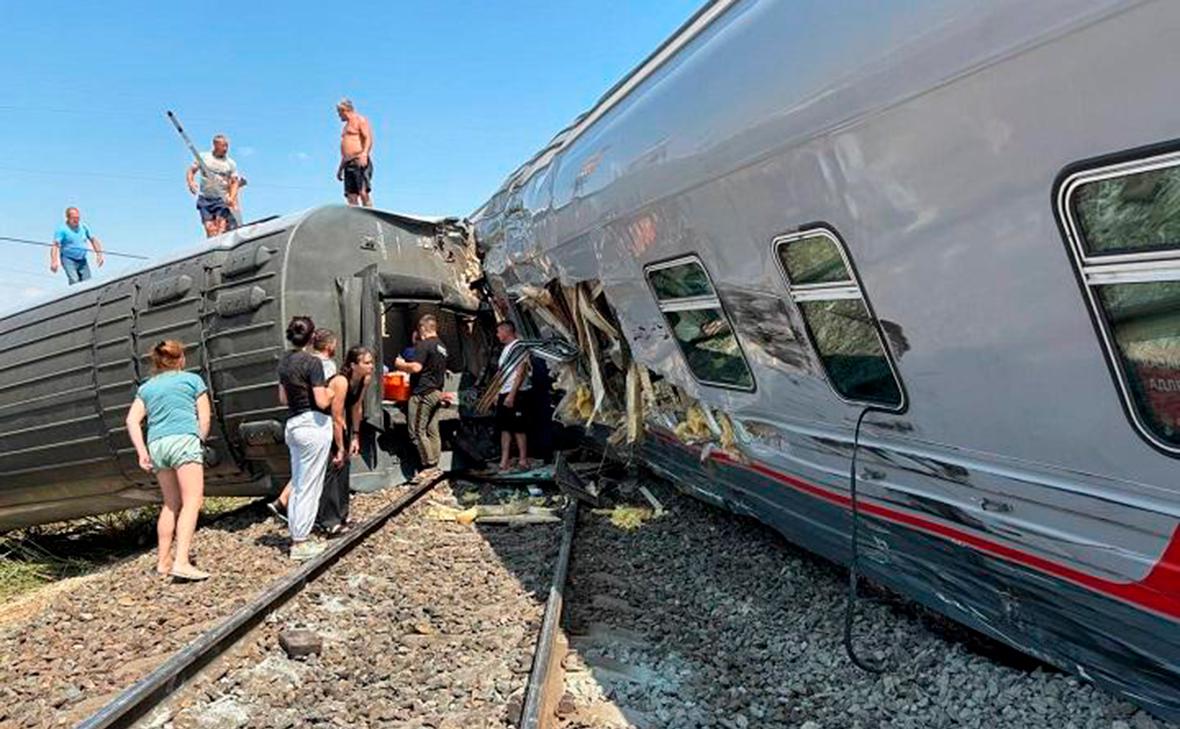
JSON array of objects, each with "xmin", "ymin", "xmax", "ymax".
[
  {"xmin": 185, "ymin": 134, "xmax": 240, "ymax": 238},
  {"xmin": 336, "ymin": 98, "xmax": 374, "ymax": 207},
  {"xmin": 50, "ymin": 207, "xmax": 105, "ymax": 285}
]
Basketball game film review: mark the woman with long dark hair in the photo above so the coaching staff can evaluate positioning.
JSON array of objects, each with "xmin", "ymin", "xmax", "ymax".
[
  {"xmin": 277, "ymin": 316, "xmax": 335, "ymax": 560},
  {"xmin": 318, "ymin": 345, "xmax": 375, "ymax": 533},
  {"xmin": 125, "ymin": 340, "xmax": 211, "ymax": 581}
]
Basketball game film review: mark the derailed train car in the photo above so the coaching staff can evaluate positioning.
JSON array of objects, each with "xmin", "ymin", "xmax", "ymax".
[
  {"xmin": 473, "ymin": 0, "xmax": 1180, "ymax": 720},
  {"xmin": 0, "ymin": 206, "xmax": 489, "ymax": 531}
]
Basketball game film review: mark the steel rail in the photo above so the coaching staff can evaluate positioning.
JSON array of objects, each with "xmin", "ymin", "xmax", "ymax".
[
  {"xmin": 75, "ymin": 473, "xmax": 446, "ymax": 729},
  {"xmin": 520, "ymin": 499, "xmax": 579, "ymax": 729}
]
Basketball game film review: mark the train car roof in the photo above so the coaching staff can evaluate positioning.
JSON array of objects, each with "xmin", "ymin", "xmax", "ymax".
[
  {"xmin": 0, "ymin": 205, "xmax": 451, "ymax": 320},
  {"xmin": 474, "ymin": 0, "xmax": 738, "ymax": 210}
]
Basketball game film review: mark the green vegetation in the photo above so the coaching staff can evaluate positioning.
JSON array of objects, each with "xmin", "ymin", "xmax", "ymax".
[
  {"xmin": 800, "ymin": 299, "xmax": 901, "ymax": 405},
  {"xmin": 780, "ymin": 234, "xmax": 850, "ymax": 285},
  {"xmin": 0, "ymin": 497, "xmax": 253, "ymax": 603}
]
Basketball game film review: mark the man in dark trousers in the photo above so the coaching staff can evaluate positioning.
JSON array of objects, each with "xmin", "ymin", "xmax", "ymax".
[
  {"xmin": 394, "ymin": 315, "xmax": 448, "ymax": 481},
  {"xmin": 336, "ymin": 98, "xmax": 374, "ymax": 207}
]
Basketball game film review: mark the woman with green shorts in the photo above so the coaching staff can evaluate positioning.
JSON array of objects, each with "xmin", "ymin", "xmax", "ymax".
[{"xmin": 125, "ymin": 340, "xmax": 212, "ymax": 581}]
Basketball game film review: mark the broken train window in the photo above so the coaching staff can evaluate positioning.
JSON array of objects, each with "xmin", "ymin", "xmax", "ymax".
[
  {"xmin": 774, "ymin": 228, "xmax": 903, "ymax": 408},
  {"xmin": 1059, "ymin": 148, "xmax": 1180, "ymax": 453},
  {"xmin": 644, "ymin": 256, "xmax": 755, "ymax": 390}
]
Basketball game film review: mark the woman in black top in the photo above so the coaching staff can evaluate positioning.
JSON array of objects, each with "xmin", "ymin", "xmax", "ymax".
[
  {"xmin": 277, "ymin": 316, "xmax": 335, "ymax": 561},
  {"xmin": 318, "ymin": 346, "xmax": 374, "ymax": 533}
]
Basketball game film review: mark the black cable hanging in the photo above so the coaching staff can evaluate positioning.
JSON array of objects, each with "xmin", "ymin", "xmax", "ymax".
[
  {"xmin": 843, "ymin": 404, "xmax": 889, "ymax": 673},
  {"xmin": 0, "ymin": 235, "xmax": 149, "ymax": 260}
]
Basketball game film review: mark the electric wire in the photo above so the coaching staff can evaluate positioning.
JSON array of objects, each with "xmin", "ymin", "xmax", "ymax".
[
  {"xmin": 0, "ymin": 235, "xmax": 148, "ymax": 260},
  {"xmin": 0, "ymin": 165, "xmax": 322, "ymax": 192},
  {"xmin": 843, "ymin": 405, "xmax": 888, "ymax": 674}
]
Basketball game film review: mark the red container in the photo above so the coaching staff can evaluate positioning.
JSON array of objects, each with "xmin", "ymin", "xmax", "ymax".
[{"xmin": 383, "ymin": 372, "xmax": 410, "ymax": 402}]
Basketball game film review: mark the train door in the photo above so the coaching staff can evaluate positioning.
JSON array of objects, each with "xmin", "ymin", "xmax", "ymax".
[
  {"xmin": 358, "ymin": 264, "xmax": 383, "ymax": 433},
  {"xmin": 351, "ymin": 264, "xmax": 402, "ymax": 489}
]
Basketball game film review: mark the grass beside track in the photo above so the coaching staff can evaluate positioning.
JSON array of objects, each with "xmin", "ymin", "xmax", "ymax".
[{"xmin": 0, "ymin": 497, "xmax": 254, "ymax": 603}]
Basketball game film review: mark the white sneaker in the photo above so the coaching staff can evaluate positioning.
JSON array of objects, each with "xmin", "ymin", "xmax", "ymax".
[{"xmin": 290, "ymin": 539, "xmax": 327, "ymax": 561}]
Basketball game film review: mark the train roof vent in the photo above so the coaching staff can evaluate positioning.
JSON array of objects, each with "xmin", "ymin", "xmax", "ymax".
[
  {"xmin": 223, "ymin": 245, "xmax": 274, "ymax": 278},
  {"xmin": 146, "ymin": 274, "xmax": 193, "ymax": 306}
]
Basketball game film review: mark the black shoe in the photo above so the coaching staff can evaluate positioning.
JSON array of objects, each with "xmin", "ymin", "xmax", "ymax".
[{"xmin": 267, "ymin": 500, "xmax": 288, "ymax": 523}]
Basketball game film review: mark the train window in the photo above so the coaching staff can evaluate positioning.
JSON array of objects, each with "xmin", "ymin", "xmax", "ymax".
[
  {"xmin": 774, "ymin": 229, "xmax": 903, "ymax": 408},
  {"xmin": 780, "ymin": 233, "xmax": 852, "ymax": 285},
  {"xmin": 648, "ymin": 259, "xmax": 715, "ymax": 300},
  {"xmin": 1098, "ymin": 282, "xmax": 1180, "ymax": 444},
  {"xmin": 1071, "ymin": 165, "xmax": 1180, "ymax": 256},
  {"xmin": 645, "ymin": 257, "xmax": 755, "ymax": 390},
  {"xmin": 1059, "ymin": 151, "xmax": 1180, "ymax": 452}
]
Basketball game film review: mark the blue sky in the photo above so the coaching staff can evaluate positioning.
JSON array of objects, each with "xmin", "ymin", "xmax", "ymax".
[{"xmin": 0, "ymin": 0, "xmax": 701, "ymax": 310}]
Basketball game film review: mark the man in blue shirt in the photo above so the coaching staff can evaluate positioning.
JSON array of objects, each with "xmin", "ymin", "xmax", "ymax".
[{"xmin": 51, "ymin": 207, "xmax": 105, "ymax": 285}]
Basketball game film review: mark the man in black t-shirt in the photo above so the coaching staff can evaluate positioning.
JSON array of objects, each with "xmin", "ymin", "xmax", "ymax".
[{"xmin": 394, "ymin": 314, "xmax": 449, "ymax": 479}]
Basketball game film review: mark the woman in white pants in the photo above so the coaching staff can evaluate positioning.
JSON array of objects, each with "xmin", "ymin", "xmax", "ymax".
[{"xmin": 277, "ymin": 316, "xmax": 335, "ymax": 560}]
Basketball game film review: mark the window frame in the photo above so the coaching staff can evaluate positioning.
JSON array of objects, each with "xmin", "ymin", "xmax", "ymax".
[
  {"xmin": 1061, "ymin": 150, "xmax": 1180, "ymax": 265},
  {"xmin": 1056, "ymin": 145, "xmax": 1180, "ymax": 457},
  {"xmin": 772, "ymin": 226, "xmax": 906, "ymax": 411},
  {"xmin": 643, "ymin": 254, "xmax": 757, "ymax": 392}
]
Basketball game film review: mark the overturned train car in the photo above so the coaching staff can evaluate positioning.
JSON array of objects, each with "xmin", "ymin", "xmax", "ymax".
[
  {"xmin": 0, "ymin": 206, "xmax": 487, "ymax": 531},
  {"xmin": 473, "ymin": 0, "xmax": 1180, "ymax": 720}
]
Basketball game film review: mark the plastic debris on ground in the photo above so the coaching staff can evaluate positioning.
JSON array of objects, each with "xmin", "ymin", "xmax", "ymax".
[{"xmin": 592, "ymin": 505, "xmax": 657, "ymax": 531}]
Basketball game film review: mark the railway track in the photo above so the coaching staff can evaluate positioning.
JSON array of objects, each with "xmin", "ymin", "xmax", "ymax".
[
  {"xmin": 64, "ymin": 474, "xmax": 577, "ymax": 729},
  {"xmin": 5, "ymin": 468, "xmax": 1171, "ymax": 728},
  {"xmin": 543, "ymin": 481, "xmax": 1179, "ymax": 729}
]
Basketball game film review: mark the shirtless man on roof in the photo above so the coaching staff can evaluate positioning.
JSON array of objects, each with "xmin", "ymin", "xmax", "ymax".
[{"xmin": 336, "ymin": 99, "xmax": 374, "ymax": 207}]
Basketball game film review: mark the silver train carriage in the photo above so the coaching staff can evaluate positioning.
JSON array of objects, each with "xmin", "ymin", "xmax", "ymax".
[
  {"xmin": 0, "ymin": 206, "xmax": 488, "ymax": 531},
  {"xmin": 472, "ymin": 0, "xmax": 1180, "ymax": 719}
]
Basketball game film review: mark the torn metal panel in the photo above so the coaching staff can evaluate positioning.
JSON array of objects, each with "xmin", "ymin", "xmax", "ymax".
[
  {"xmin": 555, "ymin": 451, "xmax": 604, "ymax": 507},
  {"xmin": 719, "ymin": 287, "xmax": 817, "ymax": 373},
  {"xmin": 467, "ymin": 2, "xmax": 1180, "ymax": 720}
]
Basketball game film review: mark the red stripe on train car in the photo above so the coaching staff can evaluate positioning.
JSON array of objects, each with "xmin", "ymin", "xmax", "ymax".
[{"xmin": 650, "ymin": 431, "xmax": 1180, "ymax": 621}]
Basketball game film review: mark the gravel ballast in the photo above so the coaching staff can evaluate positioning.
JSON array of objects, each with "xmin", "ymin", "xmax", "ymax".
[
  {"xmin": 141, "ymin": 481, "xmax": 562, "ymax": 729},
  {"xmin": 3, "ymin": 473, "xmax": 1175, "ymax": 728},
  {"xmin": 0, "ymin": 490, "xmax": 407, "ymax": 728},
  {"xmin": 556, "ymin": 481, "xmax": 1177, "ymax": 729}
]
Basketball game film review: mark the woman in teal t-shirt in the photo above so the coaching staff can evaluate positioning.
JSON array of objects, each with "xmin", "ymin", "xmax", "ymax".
[{"xmin": 125, "ymin": 340, "xmax": 212, "ymax": 581}]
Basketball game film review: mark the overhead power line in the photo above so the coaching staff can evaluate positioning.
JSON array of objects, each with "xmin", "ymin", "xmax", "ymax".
[
  {"xmin": 0, "ymin": 165, "xmax": 322, "ymax": 192},
  {"xmin": 0, "ymin": 235, "xmax": 149, "ymax": 260}
]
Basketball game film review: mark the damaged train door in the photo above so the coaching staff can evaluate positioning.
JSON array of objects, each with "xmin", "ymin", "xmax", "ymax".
[
  {"xmin": 352, "ymin": 264, "xmax": 398, "ymax": 490},
  {"xmin": 350, "ymin": 264, "xmax": 495, "ymax": 489}
]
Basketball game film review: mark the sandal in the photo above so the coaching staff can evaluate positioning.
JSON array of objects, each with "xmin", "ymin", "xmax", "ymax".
[{"xmin": 169, "ymin": 567, "xmax": 211, "ymax": 582}]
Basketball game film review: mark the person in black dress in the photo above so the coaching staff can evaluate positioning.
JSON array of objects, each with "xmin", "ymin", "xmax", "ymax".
[{"xmin": 318, "ymin": 345, "xmax": 374, "ymax": 533}]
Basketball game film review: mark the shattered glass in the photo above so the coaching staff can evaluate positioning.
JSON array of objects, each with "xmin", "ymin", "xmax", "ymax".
[
  {"xmin": 1074, "ymin": 166, "xmax": 1180, "ymax": 255},
  {"xmin": 779, "ymin": 234, "xmax": 852, "ymax": 285}
]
